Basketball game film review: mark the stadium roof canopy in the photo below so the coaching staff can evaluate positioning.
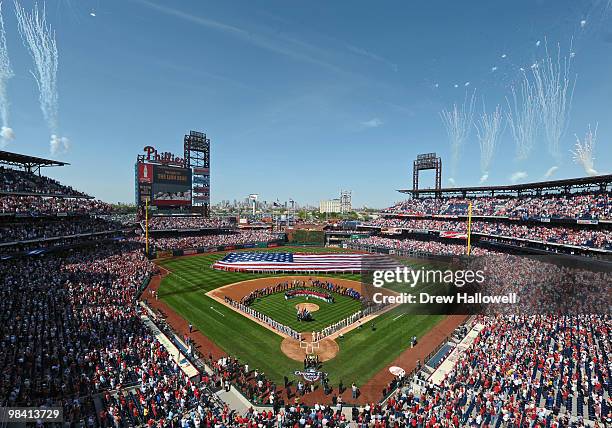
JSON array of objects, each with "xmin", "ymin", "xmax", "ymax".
[
  {"xmin": 0, "ymin": 150, "xmax": 69, "ymax": 173},
  {"xmin": 398, "ymin": 174, "xmax": 612, "ymax": 198}
]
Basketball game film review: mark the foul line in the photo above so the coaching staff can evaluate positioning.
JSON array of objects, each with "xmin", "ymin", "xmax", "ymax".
[
  {"xmin": 210, "ymin": 306, "xmax": 225, "ymax": 317},
  {"xmin": 393, "ymin": 313, "xmax": 405, "ymax": 321}
]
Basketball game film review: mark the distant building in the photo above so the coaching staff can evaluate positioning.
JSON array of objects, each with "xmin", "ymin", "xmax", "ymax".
[
  {"xmin": 340, "ymin": 190, "xmax": 352, "ymax": 213},
  {"xmin": 319, "ymin": 199, "xmax": 341, "ymax": 213}
]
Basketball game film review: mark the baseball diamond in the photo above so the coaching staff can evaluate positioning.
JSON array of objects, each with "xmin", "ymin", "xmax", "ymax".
[{"xmin": 150, "ymin": 249, "xmax": 449, "ymax": 390}]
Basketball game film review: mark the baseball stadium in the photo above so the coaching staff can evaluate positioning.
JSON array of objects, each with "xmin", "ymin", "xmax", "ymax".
[{"xmin": 1, "ymin": 1, "xmax": 612, "ymax": 427}]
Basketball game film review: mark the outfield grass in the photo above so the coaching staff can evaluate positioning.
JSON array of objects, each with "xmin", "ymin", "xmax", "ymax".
[
  {"xmin": 249, "ymin": 289, "xmax": 362, "ymax": 332},
  {"xmin": 156, "ymin": 246, "xmax": 445, "ymax": 386}
]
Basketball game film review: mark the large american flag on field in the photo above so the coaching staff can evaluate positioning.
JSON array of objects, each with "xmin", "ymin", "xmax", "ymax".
[{"xmin": 212, "ymin": 252, "xmax": 392, "ymax": 273}]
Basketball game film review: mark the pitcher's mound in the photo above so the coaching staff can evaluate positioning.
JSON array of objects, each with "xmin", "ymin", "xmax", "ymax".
[
  {"xmin": 295, "ymin": 303, "xmax": 319, "ymax": 312},
  {"xmin": 281, "ymin": 336, "xmax": 339, "ymax": 362}
]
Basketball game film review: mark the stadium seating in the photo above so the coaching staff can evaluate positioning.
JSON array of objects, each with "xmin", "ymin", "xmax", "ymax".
[
  {"xmin": 146, "ymin": 230, "xmax": 285, "ymax": 251},
  {"xmin": 0, "ymin": 166, "xmax": 91, "ymax": 197},
  {"xmin": 0, "ymin": 217, "xmax": 123, "ymax": 244},
  {"xmin": 0, "ymin": 194, "xmax": 113, "ymax": 215},
  {"xmin": 353, "ymin": 235, "xmax": 493, "ymax": 256},
  {"xmin": 384, "ymin": 193, "xmax": 611, "ymax": 220},
  {"xmin": 2, "ymin": 166, "xmax": 610, "ymax": 427},
  {"xmin": 145, "ymin": 216, "xmax": 231, "ymax": 231},
  {"xmin": 362, "ymin": 218, "xmax": 612, "ymax": 250}
]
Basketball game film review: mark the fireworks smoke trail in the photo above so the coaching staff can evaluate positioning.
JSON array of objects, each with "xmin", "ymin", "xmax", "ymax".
[
  {"xmin": 14, "ymin": 1, "xmax": 66, "ymax": 154},
  {"xmin": 543, "ymin": 166, "xmax": 558, "ymax": 179},
  {"xmin": 506, "ymin": 72, "xmax": 538, "ymax": 160},
  {"xmin": 440, "ymin": 90, "xmax": 475, "ymax": 184},
  {"xmin": 0, "ymin": 2, "xmax": 14, "ymax": 147},
  {"xmin": 475, "ymin": 103, "xmax": 504, "ymax": 183},
  {"xmin": 531, "ymin": 39, "xmax": 576, "ymax": 161},
  {"xmin": 510, "ymin": 171, "xmax": 528, "ymax": 184},
  {"xmin": 571, "ymin": 124, "xmax": 598, "ymax": 176},
  {"xmin": 594, "ymin": 0, "xmax": 612, "ymax": 17}
]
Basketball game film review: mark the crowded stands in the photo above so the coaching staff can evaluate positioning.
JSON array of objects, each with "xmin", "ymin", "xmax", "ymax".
[
  {"xmin": 161, "ymin": 315, "xmax": 612, "ymax": 427},
  {"xmin": 145, "ymin": 216, "xmax": 231, "ymax": 231},
  {"xmin": 4, "ymin": 244, "xmax": 609, "ymax": 426},
  {"xmin": 1, "ymin": 159, "xmax": 610, "ymax": 427},
  {"xmin": 0, "ymin": 163, "xmax": 112, "ymax": 215},
  {"xmin": 147, "ymin": 230, "xmax": 284, "ymax": 251},
  {"xmin": 352, "ymin": 235, "xmax": 493, "ymax": 256},
  {"xmin": 384, "ymin": 193, "xmax": 611, "ymax": 220},
  {"xmin": 0, "ymin": 194, "xmax": 113, "ymax": 215},
  {"xmin": 0, "ymin": 243, "xmax": 155, "ymax": 422},
  {"xmin": 0, "ymin": 217, "xmax": 124, "ymax": 244},
  {"xmin": 363, "ymin": 218, "xmax": 612, "ymax": 250},
  {"xmin": 0, "ymin": 165, "xmax": 90, "ymax": 197}
]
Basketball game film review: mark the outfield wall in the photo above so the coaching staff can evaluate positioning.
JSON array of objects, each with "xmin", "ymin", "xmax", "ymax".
[{"xmin": 288, "ymin": 229, "xmax": 325, "ymax": 245}]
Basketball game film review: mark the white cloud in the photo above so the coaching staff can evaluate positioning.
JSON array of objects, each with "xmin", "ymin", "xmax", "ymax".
[
  {"xmin": 509, "ymin": 171, "xmax": 528, "ymax": 184},
  {"xmin": 361, "ymin": 118, "xmax": 383, "ymax": 128}
]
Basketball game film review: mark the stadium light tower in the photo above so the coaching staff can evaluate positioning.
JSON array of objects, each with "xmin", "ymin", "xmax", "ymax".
[
  {"xmin": 184, "ymin": 131, "xmax": 211, "ymax": 217},
  {"xmin": 413, "ymin": 153, "xmax": 442, "ymax": 198}
]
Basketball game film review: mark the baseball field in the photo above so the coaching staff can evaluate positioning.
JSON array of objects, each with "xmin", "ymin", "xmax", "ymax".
[{"xmin": 152, "ymin": 246, "xmax": 448, "ymax": 389}]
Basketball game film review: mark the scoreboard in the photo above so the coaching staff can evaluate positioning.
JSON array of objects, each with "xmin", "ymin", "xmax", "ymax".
[
  {"xmin": 136, "ymin": 163, "xmax": 192, "ymax": 207},
  {"xmin": 135, "ymin": 134, "xmax": 210, "ymax": 216}
]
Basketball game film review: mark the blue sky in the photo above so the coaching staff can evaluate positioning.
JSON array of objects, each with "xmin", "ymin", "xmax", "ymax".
[{"xmin": 2, "ymin": 0, "xmax": 611, "ymax": 207}]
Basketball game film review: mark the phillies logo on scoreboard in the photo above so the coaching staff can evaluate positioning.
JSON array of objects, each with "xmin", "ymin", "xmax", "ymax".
[
  {"xmin": 143, "ymin": 146, "xmax": 185, "ymax": 166},
  {"xmin": 138, "ymin": 163, "xmax": 153, "ymax": 183}
]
